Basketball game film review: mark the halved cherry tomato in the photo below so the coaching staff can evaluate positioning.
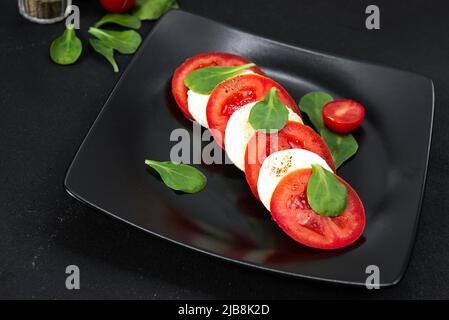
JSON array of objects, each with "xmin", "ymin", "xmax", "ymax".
[
  {"xmin": 99, "ymin": 0, "xmax": 135, "ymax": 13},
  {"xmin": 207, "ymin": 74, "xmax": 300, "ymax": 148},
  {"xmin": 270, "ymin": 168, "xmax": 365, "ymax": 250},
  {"xmin": 244, "ymin": 121, "xmax": 335, "ymax": 200},
  {"xmin": 322, "ymin": 99, "xmax": 365, "ymax": 134},
  {"xmin": 171, "ymin": 53, "xmax": 263, "ymax": 120}
]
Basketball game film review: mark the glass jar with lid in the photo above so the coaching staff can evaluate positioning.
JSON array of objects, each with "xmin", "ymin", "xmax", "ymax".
[{"xmin": 18, "ymin": 0, "xmax": 72, "ymax": 24}]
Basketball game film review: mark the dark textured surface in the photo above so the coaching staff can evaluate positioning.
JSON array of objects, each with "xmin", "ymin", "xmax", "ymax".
[{"xmin": 0, "ymin": 0, "xmax": 448, "ymax": 299}]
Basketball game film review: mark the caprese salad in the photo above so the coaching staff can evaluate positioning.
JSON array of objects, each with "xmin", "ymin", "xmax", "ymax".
[{"xmin": 170, "ymin": 52, "xmax": 366, "ymax": 250}]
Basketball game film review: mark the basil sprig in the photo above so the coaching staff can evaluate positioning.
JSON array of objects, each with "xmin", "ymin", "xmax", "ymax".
[
  {"xmin": 134, "ymin": 0, "xmax": 179, "ymax": 21},
  {"xmin": 89, "ymin": 39, "xmax": 119, "ymax": 73},
  {"xmin": 184, "ymin": 63, "xmax": 255, "ymax": 94},
  {"xmin": 299, "ymin": 92, "xmax": 358, "ymax": 169},
  {"xmin": 248, "ymin": 87, "xmax": 289, "ymax": 131},
  {"xmin": 88, "ymin": 28, "xmax": 142, "ymax": 55},
  {"xmin": 49, "ymin": 0, "xmax": 178, "ymax": 72},
  {"xmin": 145, "ymin": 160, "xmax": 207, "ymax": 193},
  {"xmin": 320, "ymin": 129, "xmax": 358, "ymax": 169},
  {"xmin": 94, "ymin": 14, "xmax": 142, "ymax": 29},
  {"xmin": 307, "ymin": 164, "xmax": 347, "ymax": 217},
  {"xmin": 50, "ymin": 26, "xmax": 82, "ymax": 65}
]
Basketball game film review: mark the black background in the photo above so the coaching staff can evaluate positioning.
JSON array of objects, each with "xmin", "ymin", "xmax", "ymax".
[{"xmin": 1, "ymin": 0, "xmax": 448, "ymax": 299}]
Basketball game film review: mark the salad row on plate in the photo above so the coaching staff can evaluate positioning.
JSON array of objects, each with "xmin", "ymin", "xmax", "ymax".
[{"xmin": 171, "ymin": 52, "xmax": 365, "ymax": 250}]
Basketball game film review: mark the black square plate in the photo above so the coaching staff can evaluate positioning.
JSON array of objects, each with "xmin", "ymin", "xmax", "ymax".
[{"xmin": 65, "ymin": 10, "xmax": 434, "ymax": 286}]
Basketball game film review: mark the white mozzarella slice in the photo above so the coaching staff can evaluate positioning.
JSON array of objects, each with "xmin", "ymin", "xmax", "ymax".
[
  {"xmin": 224, "ymin": 103, "xmax": 302, "ymax": 171},
  {"xmin": 186, "ymin": 70, "xmax": 255, "ymax": 128},
  {"xmin": 187, "ymin": 90, "xmax": 210, "ymax": 127},
  {"xmin": 257, "ymin": 149, "xmax": 333, "ymax": 210}
]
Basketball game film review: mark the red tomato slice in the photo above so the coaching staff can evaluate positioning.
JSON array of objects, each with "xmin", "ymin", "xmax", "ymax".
[
  {"xmin": 244, "ymin": 121, "xmax": 335, "ymax": 200},
  {"xmin": 322, "ymin": 99, "xmax": 365, "ymax": 134},
  {"xmin": 171, "ymin": 52, "xmax": 263, "ymax": 120},
  {"xmin": 270, "ymin": 168, "xmax": 365, "ymax": 250},
  {"xmin": 207, "ymin": 74, "xmax": 301, "ymax": 148}
]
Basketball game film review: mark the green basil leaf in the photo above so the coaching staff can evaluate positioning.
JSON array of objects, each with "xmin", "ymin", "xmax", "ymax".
[
  {"xmin": 184, "ymin": 63, "xmax": 255, "ymax": 94},
  {"xmin": 89, "ymin": 39, "xmax": 119, "ymax": 73},
  {"xmin": 248, "ymin": 87, "xmax": 289, "ymax": 131},
  {"xmin": 145, "ymin": 160, "xmax": 207, "ymax": 193},
  {"xmin": 298, "ymin": 91, "xmax": 333, "ymax": 132},
  {"xmin": 307, "ymin": 164, "xmax": 347, "ymax": 217},
  {"xmin": 320, "ymin": 128, "xmax": 359, "ymax": 169},
  {"xmin": 134, "ymin": 0, "xmax": 177, "ymax": 21},
  {"xmin": 50, "ymin": 26, "xmax": 82, "ymax": 65},
  {"xmin": 299, "ymin": 91, "xmax": 358, "ymax": 168},
  {"xmin": 94, "ymin": 14, "xmax": 142, "ymax": 29},
  {"xmin": 88, "ymin": 27, "xmax": 142, "ymax": 55}
]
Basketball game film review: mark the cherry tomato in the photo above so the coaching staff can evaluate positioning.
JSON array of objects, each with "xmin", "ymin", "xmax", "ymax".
[
  {"xmin": 270, "ymin": 168, "xmax": 365, "ymax": 250},
  {"xmin": 322, "ymin": 99, "xmax": 365, "ymax": 134},
  {"xmin": 244, "ymin": 121, "xmax": 335, "ymax": 200},
  {"xmin": 99, "ymin": 0, "xmax": 136, "ymax": 13},
  {"xmin": 206, "ymin": 74, "xmax": 300, "ymax": 148},
  {"xmin": 172, "ymin": 53, "xmax": 263, "ymax": 120}
]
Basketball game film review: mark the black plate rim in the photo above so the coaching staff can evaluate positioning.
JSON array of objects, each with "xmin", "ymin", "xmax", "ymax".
[
  {"xmin": 391, "ymin": 80, "xmax": 435, "ymax": 287},
  {"xmin": 64, "ymin": 9, "xmax": 435, "ymax": 287}
]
